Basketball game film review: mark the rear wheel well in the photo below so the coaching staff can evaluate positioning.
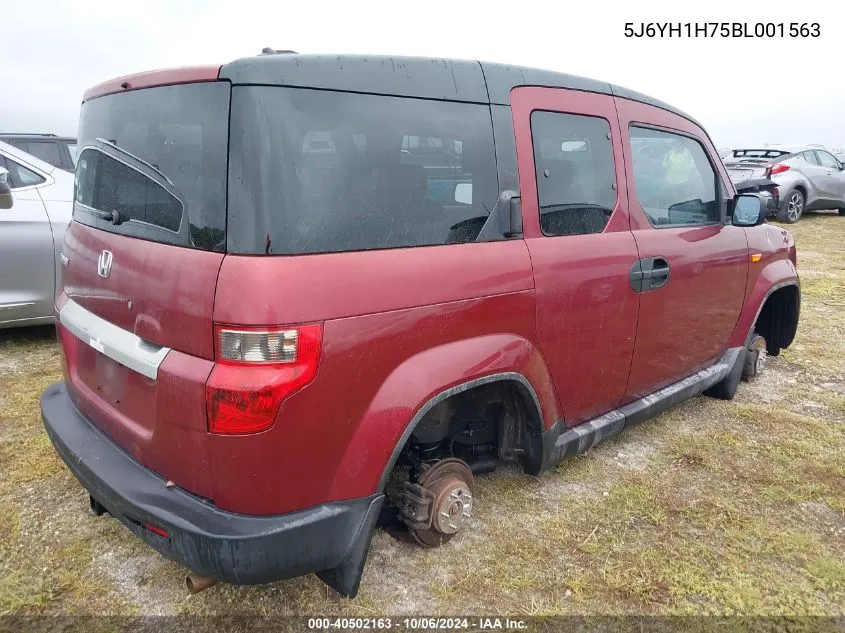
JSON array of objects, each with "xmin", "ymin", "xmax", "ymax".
[
  {"xmin": 755, "ymin": 285, "xmax": 800, "ymax": 356},
  {"xmin": 389, "ymin": 378, "xmax": 543, "ymax": 480}
]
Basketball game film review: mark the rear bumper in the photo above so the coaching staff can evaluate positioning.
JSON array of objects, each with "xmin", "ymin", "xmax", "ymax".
[{"xmin": 40, "ymin": 381, "xmax": 383, "ymax": 595}]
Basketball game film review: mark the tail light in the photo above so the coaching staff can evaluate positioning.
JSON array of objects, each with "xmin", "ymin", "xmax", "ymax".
[
  {"xmin": 206, "ymin": 324, "xmax": 322, "ymax": 434},
  {"xmin": 765, "ymin": 163, "xmax": 790, "ymax": 177}
]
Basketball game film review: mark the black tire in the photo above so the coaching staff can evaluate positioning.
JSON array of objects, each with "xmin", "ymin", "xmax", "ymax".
[
  {"xmin": 839, "ymin": 208, "xmax": 845, "ymax": 216},
  {"xmin": 776, "ymin": 189, "xmax": 804, "ymax": 223}
]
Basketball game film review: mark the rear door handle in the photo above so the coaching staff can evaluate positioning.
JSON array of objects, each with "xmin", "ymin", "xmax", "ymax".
[{"xmin": 630, "ymin": 257, "xmax": 670, "ymax": 293}]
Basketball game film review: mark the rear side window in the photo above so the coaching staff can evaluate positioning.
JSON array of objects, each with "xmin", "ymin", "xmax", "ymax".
[
  {"xmin": 75, "ymin": 147, "xmax": 183, "ymax": 232},
  {"xmin": 630, "ymin": 126, "xmax": 719, "ymax": 227},
  {"xmin": 67, "ymin": 143, "xmax": 78, "ymax": 167},
  {"xmin": 227, "ymin": 86, "xmax": 498, "ymax": 255},
  {"xmin": 23, "ymin": 141, "xmax": 62, "ymax": 167},
  {"xmin": 0, "ymin": 154, "xmax": 46, "ymax": 189},
  {"xmin": 801, "ymin": 151, "xmax": 820, "ymax": 165},
  {"xmin": 74, "ymin": 82, "xmax": 229, "ymax": 252},
  {"xmin": 530, "ymin": 111, "xmax": 616, "ymax": 237}
]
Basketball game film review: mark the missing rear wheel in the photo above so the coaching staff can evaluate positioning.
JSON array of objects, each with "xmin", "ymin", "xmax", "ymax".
[{"xmin": 398, "ymin": 458, "xmax": 474, "ymax": 548}]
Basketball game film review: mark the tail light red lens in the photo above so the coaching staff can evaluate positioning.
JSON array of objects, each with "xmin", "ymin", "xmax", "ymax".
[
  {"xmin": 206, "ymin": 324, "xmax": 322, "ymax": 435},
  {"xmin": 766, "ymin": 163, "xmax": 790, "ymax": 176}
]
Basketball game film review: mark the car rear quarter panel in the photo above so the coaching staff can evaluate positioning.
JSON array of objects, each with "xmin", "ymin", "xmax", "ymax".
[{"xmin": 210, "ymin": 241, "xmax": 557, "ymax": 514}]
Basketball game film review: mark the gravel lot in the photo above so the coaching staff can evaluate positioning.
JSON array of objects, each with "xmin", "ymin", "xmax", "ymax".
[{"xmin": 1, "ymin": 212, "xmax": 843, "ymax": 620}]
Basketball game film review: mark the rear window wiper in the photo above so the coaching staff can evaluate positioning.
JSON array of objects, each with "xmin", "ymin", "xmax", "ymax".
[{"xmin": 92, "ymin": 208, "xmax": 130, "ymax": 225}]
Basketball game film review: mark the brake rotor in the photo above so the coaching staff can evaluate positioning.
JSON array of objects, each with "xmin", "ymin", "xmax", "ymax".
[
  {"xmin": 408, "ymin": 458, "xmax": 474, "ymax": 548},
  {"xmin": 743, "ymin": 334, "xmax": 767, "ymax": 381}
]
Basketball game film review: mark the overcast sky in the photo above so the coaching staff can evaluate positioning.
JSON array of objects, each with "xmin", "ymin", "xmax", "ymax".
[{"xmin": 3, "ymin": 0, "xmax": 841, "ymax": 149}]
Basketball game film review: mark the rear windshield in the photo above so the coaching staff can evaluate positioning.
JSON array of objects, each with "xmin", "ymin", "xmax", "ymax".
[
  {"xmin": 73, "ymin": 82, "xmax": 230, "ymax": 252},
  {"xmin": 227, "ymin": 86, "xmax": 498, "ymax": 254}
]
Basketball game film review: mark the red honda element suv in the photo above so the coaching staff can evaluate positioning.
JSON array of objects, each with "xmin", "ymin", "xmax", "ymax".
[{"xmin": 41, "ymin": 53, "xmax": 800, "ymax": 597}]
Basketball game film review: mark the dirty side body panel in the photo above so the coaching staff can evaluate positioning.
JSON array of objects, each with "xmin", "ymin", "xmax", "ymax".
[{"xmin": 212, "ymin": 242, "xmax": 540, "ymax": 514}]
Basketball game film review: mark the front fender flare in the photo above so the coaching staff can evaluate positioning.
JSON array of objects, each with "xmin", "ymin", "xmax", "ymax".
[{"xmin": 729, "ymin": 259, "xmax": 799, "ymax": 348}]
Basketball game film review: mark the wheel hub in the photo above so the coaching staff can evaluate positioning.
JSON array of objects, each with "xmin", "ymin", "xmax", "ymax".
[
  {"xmin": 398, "ymin": 458, "xmax": 474, "ymax": 547},
  {"xmin": 434, "ymin": 483, "xmax": 472, "ymax": 534}
]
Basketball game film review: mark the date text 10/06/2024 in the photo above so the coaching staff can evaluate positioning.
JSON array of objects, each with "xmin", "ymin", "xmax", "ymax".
[{"xmin": 624, "ymin": 22, "xmax": 820, "ymax": 38}]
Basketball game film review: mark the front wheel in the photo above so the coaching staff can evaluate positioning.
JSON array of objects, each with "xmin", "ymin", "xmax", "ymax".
[
  {"xmin": 839, "ymin": 208, "xmax": 845, "ymax": 216},
  {"xmin": 777, "ymin": 189, "xmax": 804, "ymax": 223},
  {"xmin": 742, "ymin": 334, "xmax": 767, "ymax": 382}
]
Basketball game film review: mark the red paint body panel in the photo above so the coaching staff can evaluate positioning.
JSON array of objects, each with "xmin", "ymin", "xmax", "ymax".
[
  {"xmin": 82, "ymin": 66, "xmax": 221, "ymax": 102},
  {"xmin": 614, "ymin": 98, "xmax": 749, "ymax": 399},
  {"xmin": 729, "ymin": 225, "xmax": 799, "ymax": 347},
  {"xmin": 57, "ymin": 319, "xmax": 215, "ymax": 498},
  {"xmin": 62, "ymin": 222, "xmax": 224, "ymax": 360},
  {"xmin": 209, "ymin": 241, "xmax": 545, "ymax": 513},
  {"xmin": 60, "ymin": 222, "xmax": 223, "ymax": 499},
  {"xmin": 213, "ymin": 241, "xmax": 534, "ymax": 325},
  {"xmin": 510, "ymin": 87, "xmax": 639, "ymax": 424},
  {"xmin": 208, "ymin": 291, "xmax": 559, "ymax": 514}
]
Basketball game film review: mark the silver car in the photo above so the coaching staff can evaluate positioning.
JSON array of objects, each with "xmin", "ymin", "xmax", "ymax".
[
  {"xmin": 0, "ymin": 141, "xmax": 73, "ymax": 328},
  {"xmin": 723, "ymin": 144, "xmax": 845, "ymax": 223}
]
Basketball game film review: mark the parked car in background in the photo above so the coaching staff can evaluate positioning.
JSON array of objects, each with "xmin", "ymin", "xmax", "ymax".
[
  {"xmin": 723, "ymin": 145, "xmax": 845, "ymax": 222},
  {"xmin": 0, "ymin": 133, "xmax": 78, "ymax": 172},
  {"xmin": 41, "ymin": 54, "xmax": 799, "ymax": 598},
  {"xmin": 0, "ymin": 141, "xmax": 74, "ymax": 328}
]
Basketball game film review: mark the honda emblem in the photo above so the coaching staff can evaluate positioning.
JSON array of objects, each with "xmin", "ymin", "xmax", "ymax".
[{"xmin": 97, "ymin": 250, "xmax": 113, "ymax": 278}]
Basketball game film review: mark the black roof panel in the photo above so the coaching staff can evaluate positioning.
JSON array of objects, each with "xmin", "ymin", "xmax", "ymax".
[
  {"xmin": 219, "ymin": 54, "xmax": 699, "ymax": 128},
  {"xmin": 480, "ymin": 61, "xmax": 611, "ymax": 104},
  {"xmin": 220, "ymin": 54, "xmax": 489, "ymax": 103}
]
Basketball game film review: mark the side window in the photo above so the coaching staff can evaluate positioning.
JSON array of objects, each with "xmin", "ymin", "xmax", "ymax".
[
  {"xmin": 1, "ymin": 155, "xmax": 46, "ymax": 189},
  {"xmin": 817, "ymin": 151, "xmax": 840, "ymax": 169},
  {"xmin": 67, "ymin": 143, "xmax": 79, "ymax": 167},
  {"xmin": 24, "ymin": 142, "xmax": 62, "ymax": 168},
  {"xmin": 530, "ymin": 111, "xmax": 616, "ymax": 237},
  {"xmin": 630, "ymin": 126, "xmax": 719, "ymax": 227},
  {"xmin": 74, "ymin": 147, "xmax": 183, "ymax": 232},
  {"xmin": 802, "ymin": 151, "xmax": 821, "ymax": 166}
]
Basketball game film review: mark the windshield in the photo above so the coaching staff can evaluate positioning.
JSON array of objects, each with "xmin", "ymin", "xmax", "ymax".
[
  {"xmin": 227, "ymin": 86, "xmax": 498, "ymax": 255},
  {"xmin": 73, "ymin": 82, "xmax": 230, "ymax": 252}
]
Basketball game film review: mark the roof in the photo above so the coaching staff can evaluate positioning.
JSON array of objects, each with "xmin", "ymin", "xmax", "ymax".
[
  {"xmin": 0, "ymin": 140, "xmax": 57, "ymax": 175},
  {"xmin": 736, "ymin": 144, "xmax": 829, "ymax": 154},
  {"xmin": 0, "ymin": 133, "xmax": 76, "ymax": 141},
  {"xmin": 82, "ymin": 54, "xmax": 701, "ymax": 128}
]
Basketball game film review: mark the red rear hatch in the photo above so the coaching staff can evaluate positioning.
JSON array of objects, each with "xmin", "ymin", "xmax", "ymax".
[{"xmin": 58, "ymin": 79, "xmax": 229, "ymax": 500}]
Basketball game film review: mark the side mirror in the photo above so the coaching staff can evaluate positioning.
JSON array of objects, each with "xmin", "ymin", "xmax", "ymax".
[
  {"xmin": 475, "ymin": 189, "xmax": 523, "ymax": 242},
  {"xmin": 0, "ymin": 168, "xmax": 13, "ymax": 210},
  {"xmin": 732, "ymin": 193, "xmax": 766, "ymax": 227}
]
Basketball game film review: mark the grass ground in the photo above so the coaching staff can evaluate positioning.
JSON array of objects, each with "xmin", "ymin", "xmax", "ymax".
[{"xmin": 0, "ymin": 212, "xmax": 843, "ymax": 620}]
